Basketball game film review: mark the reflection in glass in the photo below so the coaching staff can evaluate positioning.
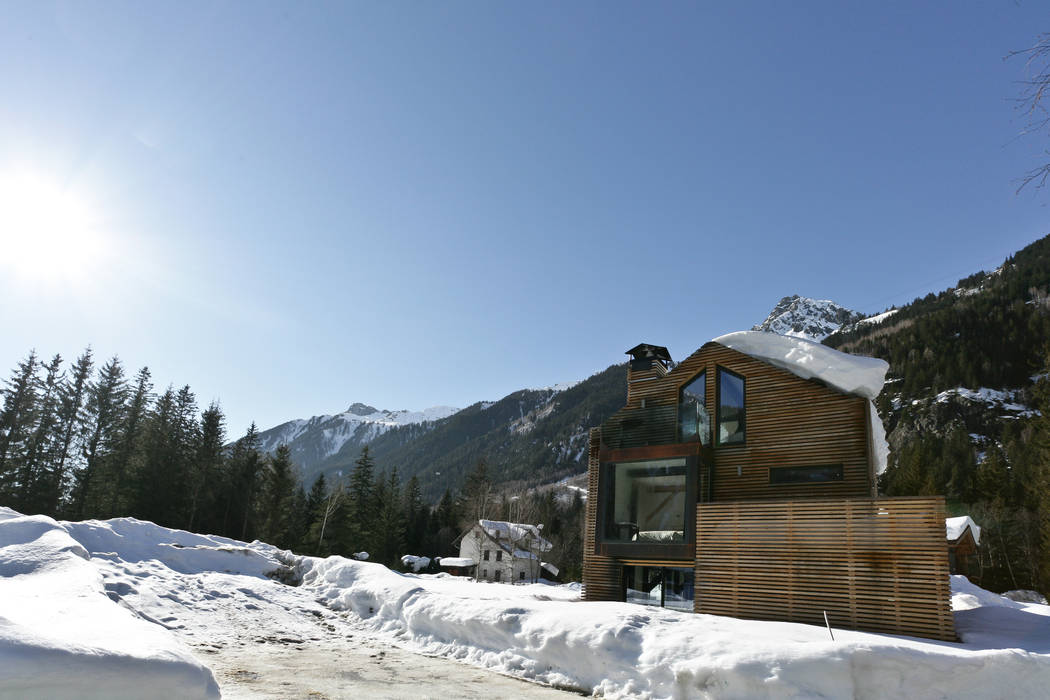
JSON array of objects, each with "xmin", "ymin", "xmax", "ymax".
[
  {"xmin": 718, "ymin": 369, "xmax": 745, "ymax": 445},
  {"xmin": 678, "ymin": 372, "xmax": 709, "ymax": 445},
  {"xmin": 603, "ymin": 459, "xmax": 686, "ymax": 543},
  {"xmin": 624, "ymin": 566, "xmax": 695, "ymax": 611}
]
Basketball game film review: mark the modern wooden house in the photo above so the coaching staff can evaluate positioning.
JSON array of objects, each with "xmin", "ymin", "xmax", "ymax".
[{"xmin": 582, "ymin": 332, "xmax": 955, "ymax": 641}]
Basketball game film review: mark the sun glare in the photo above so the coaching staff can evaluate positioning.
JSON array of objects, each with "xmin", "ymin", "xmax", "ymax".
[{"xmin": 0, "ymin": 173, "xmax": 109, "ymax": 286}]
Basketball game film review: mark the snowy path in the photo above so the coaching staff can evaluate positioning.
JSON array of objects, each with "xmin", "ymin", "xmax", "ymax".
[{"xmin": 88, "ymin": 547, "xmax": 575, "ymax": 699}]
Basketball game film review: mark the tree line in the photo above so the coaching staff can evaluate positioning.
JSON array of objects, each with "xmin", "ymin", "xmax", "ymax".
[
  {"xmin": 880, "ymin": 360, "xmax": 1050, "ymax": 595},
  {"xmin": 0, "ymin": 348, "xmax": 585, "ymax": 576}
]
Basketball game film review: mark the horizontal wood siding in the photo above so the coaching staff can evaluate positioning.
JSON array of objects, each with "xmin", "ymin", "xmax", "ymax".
[
  {"xmin": 683, "ymin": 344, "xmax": 873, "ymax": 500},
  {"xmin": 583, "ymin": 427, "xmax": 621, "ymax": 601},
  {"xmin": 695, "ymin": 497, "xmax": 955, "ymax": 641}
]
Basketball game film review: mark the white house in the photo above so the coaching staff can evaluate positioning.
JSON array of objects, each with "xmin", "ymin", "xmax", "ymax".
[{"xmin": 457, "ymin": 519, "xmax": 557, "ymax": 583}]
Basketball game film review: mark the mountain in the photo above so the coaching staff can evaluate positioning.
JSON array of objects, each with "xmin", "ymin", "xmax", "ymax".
[
  {"xmin": 253, "ymin": 403, "xmax": 460, "ymax": 480},
  {"xmin": 752, "ymin": 295, "xmax": 866, "ymax": 341}
]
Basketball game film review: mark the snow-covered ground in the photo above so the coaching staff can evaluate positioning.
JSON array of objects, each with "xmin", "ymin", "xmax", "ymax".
[{"xmin": 3, "ymin": 507, "xmax": 1050, "ymax": 699}]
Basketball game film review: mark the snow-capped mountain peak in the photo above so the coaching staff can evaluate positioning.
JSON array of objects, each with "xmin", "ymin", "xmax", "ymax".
[
  {"xmin": 254, "ymin": 404, "xmax": 460, "ymax": 467},
  {"xmin": 752, "ymin": 295, "xmax": 865, "ymax": 341}
]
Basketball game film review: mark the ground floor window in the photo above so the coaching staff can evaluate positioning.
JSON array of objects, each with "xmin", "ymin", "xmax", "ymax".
[
  {"xmin": 494, "ymin": 570, "xmax": 502, "ymax": 582},
  {"xmin": 623, "ymin": 565, "xmax": 694, "ymax": 612}
]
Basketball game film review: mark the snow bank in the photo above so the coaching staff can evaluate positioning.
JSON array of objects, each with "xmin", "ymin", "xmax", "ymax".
[
  {"xmin": 297, "ymin": 554, "xmax": 1050, "ymax": 699},
  {"xmin": 0, "ymin": 508, "xmax": 219, "ymax": 699},
  {"xmin": 401, "ymin": 555, "xmax": 431, "ymax": 572},
  {"xmin": 715, "ymin": 331, "xmax": 892, "ymax": 473},
  {"xmin": 947, "ymin": 515, "xmax": 982, "ymax": 545}
]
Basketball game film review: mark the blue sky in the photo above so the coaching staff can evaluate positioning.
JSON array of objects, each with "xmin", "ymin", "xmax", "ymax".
[{"xmin": 1, "ymin": 1, "xmax": 1047, "ymax": 436}]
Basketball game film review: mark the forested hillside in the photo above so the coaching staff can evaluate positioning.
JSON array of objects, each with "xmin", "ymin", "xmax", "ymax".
[
  {"xmin": 326, "ymin": 364, "xmax": 626, "ymax": 502},
  {"xmin": 826, "ymin": 233, "xmax": 1050, "ymax": 594}
]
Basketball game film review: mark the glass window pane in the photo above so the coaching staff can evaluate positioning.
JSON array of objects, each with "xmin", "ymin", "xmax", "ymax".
[
  {"xmin": 603, "ymin": 458, "xmax": 687, "ymax": 542},
  {"xmin": 678, "ymin": 372, "xmax": 709, "ymax": 445},
  {"xmin": 624, "ymin": 566, "xmax": 662, "ymax": 607},
  {"xmin": 663, "ymin": 567, "xmax": 695, "ymax": 612},
  {"xmin": 769, "ymin": 464, "xmax": 844, "ymax": 484},
  {"xmin": 718, "ymin": 369, "xmax": 745, "ymax": 445}
]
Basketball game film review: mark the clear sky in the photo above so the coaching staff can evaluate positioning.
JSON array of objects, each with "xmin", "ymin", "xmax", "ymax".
[{"xmin": 1, "ymin": 1, "xmax": 1047, "ymax": 436}]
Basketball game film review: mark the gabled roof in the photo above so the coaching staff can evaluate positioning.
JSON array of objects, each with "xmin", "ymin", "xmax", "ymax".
[
  {"xmin": 946, "ymin": 515, "xmax": 981, "ymax": 545},
  {"xmin": 476, "ymin": 519, "xmax": 553, "ymax": 553}
]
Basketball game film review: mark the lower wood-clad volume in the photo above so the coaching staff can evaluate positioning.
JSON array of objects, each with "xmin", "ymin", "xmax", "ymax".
[{"xmin": 694, "ymin": 496, "xmax": 955, "ymax": 641}]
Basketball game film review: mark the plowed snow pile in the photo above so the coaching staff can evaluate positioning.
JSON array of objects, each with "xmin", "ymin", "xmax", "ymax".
[{"xmin": 2, "ymin": 506, "xmax": 1049, "ymax": 699}]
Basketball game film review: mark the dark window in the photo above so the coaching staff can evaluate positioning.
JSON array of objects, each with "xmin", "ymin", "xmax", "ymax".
[
  {"xmin": 483, "ymin": 550, "xmax": 490, "ymax": 561},
  {"xmin": 717, "ymin": 368, "xmax": 745, "ymax": 445},
  {"xmin": 623, "ymin": 566, "xmax": 694, "ymax": 611},
  {"xmin": 482, "ymin": 569, "xmax": 488, "ymax": 578},
  {"xmin": 494, "ymin": 570, "xmax": 502, "ymax": 582},
  {"xmin": 519, "ymin": 571, "xmax": 525, "ymax": 580},
  {"xmin": 678, "ymin": 372, "xmax": 709, "ymax": 444},
  {"xmin": 601, "ymin": 458, "xmax": 687, "ymax": 543},
  {"xmin": 769, "ymin": 464, "xmax": 844, "ymax": 484},
  {"xmin": 496, "ymin": 550, "xmax": 503, "ymax": 562}
]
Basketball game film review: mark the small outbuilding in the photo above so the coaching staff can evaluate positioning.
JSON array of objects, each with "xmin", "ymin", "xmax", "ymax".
[{"xmin": 946, "ymin": 515, "xmax": 981, "ymax": 577}]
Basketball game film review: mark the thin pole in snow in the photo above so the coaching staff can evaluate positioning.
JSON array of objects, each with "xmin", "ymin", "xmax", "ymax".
[{"xmin": 823, "ymin": 610, "xmax": 835, "ymax": 641}]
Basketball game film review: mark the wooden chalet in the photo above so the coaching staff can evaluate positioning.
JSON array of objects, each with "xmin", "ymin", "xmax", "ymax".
[
  {"xmin": 582, "ymin": 333, "xmax": 955, "ymax": 641},
  {"xmin": 946, "ymin": 515, "xmax": 981, "ymax": 578}
]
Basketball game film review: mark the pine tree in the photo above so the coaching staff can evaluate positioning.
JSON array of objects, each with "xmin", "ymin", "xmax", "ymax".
[
  {"xmin": 19, "ymin": 354, "xmax": 63, "ymax": 513},
  {"xmin": 259, "ymin": 444, "xmax": 296, "ymax": 547},
  {"xmin": 372, "ymin": 467, "xmax": 405, "ymax": 566},
  {"xmin": 186, "ymin": 403, "xmax": 226, "ymax": 533},
  {"xmin": 70, "ymin": 356, "xmax": 127, "ymax": 518},
  {"xmin": 0, "ymin": 351, "xmax": 41, "ymax": 501},
  {"xmin": 403, "ymin": 475, "xmax": 427, "ymax": 554},
  {"xmin": 105, "ymin": 367, "xmax": 152, "ymax": 517},
  {"xmin": 341, "ymin": 447, "xmax": 377, "ymax": 555},
  {"xmin": 46, "ymin": 349, "xmax": 93, "ymax": 514}
]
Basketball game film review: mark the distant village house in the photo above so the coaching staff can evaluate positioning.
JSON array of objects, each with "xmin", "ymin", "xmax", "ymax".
[{"xmin": 451, "ymin": 519, "xmax": 558, "ymax": 583}]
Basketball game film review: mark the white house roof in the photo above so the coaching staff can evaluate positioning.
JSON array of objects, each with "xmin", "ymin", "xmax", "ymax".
[
  {"xmin": 437, "ymin": 557, "xmax": 474, "ymax": 568},
  {"xmin": 946, "ymin": 516, "xmax": 981, "ymax": 545},
  {"xmin": 478, "ymin": 519, "xmax": 553, "ymax": 552}
]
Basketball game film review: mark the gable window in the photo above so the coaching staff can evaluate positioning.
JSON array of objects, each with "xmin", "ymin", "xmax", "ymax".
[
  {"xmin": 483, "ymin": 550, "xmax": 490, "ymax": 561},
  {"xmin": 770, "ymin": 464, "xmax": 844, "ymax": 484},
  {"xmin": 496, "ymin": 550, "xmax": 503, "ymax": 562},
  {"xmin": 601, "ymin": 458, "xmax": 688, "ymax": 543},
  {"xmin": 717, "ymin": 368, "xmax": 745, "ymax": 445},
  {"xmin": 678, "ymin": 372, "xmax": 709, "ymax": 444}
]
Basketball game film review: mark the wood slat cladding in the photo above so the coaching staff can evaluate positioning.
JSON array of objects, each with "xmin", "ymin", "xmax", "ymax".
[
  {"xmin": 603, "ymin": 342, "xmax": 875, "ymax": 499},
  {"xmin": 583, "ymin": 427, "xmax": 621, "ymax": 601},
  {"xmin": 695, "ymin": 497, "xmax": 955, "ymax": 641}
]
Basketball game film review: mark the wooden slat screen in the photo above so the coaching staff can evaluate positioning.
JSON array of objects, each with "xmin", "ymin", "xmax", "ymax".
[
  {"xmin": 599, "ymin": 404, "xmax": 677, "ymax": 450},
  {"xmin": 695, "ymin": 497, "xmax": 955, "ymax": 641},
  {"xmin": 583, "ymin": 427, "xmax": 621, "ymax": 600}
]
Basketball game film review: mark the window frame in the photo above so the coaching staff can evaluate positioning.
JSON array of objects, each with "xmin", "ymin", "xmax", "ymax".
[
  {"xmin": 715, "ymin": 366, "xmax": 746, "ymax": 447},
  {"xmin": 595, "ymin": 452, "xmax": 699, "ymax": 560},
  {"xmin": 769, "ymin": 464, "xmax": 844, "ymax": 484},
  {"xmin": 677, "ymin": 370, "xmax": 708, "ymax": 444}
]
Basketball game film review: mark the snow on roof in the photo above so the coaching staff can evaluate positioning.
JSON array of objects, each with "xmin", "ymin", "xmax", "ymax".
[
  {"xmin": 478, "ymin": 519, "xmax": 553, "ymax": 551},
  {"xmin": 437, "ymin": 557, "xmax": 474, "ymax": 568},
  {"xmin": 713, "ymin": 331, "xmax": 891, "ymax": 474},
  {"xmin": 947, "ymin": 516, "xmax": 981, "ymax": 545},
  {"xmin": 712, "ymin": 331, "xmax": 888, "ymax": 400},
  {"xmin": 541, "ymin": 561, "xmax": 559, "ymax": 577}
]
